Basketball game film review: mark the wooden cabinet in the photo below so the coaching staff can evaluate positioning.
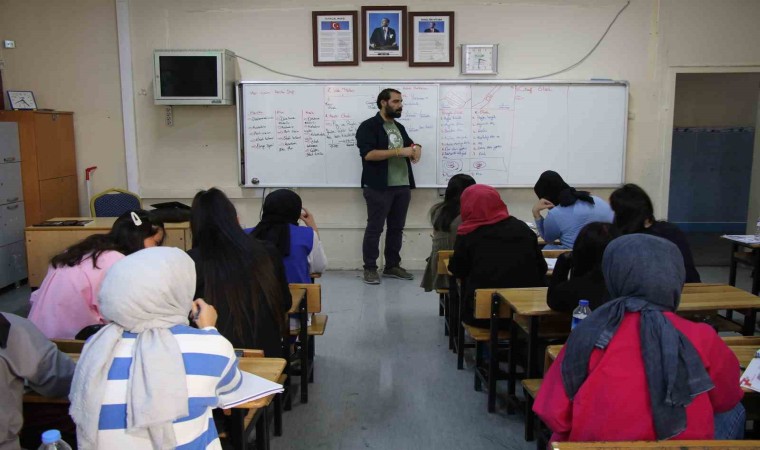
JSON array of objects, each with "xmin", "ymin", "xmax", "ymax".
[{"xmin": 0, "ymin": 110, "xmax": 79, "ymax": 225}]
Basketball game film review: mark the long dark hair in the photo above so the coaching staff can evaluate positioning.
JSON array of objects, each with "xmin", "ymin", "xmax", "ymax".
[
  {"xmin": 572, "ymin": 222, "xmax": 620, "ymax": 278},
  {"xmin": 191, "ymin": 188, "xmax": 285, "ymax": 340},
  {"xmin": 609, "ymin": 183, "xmax": 655, "ymax": 234},
  {"xmin": 430, "ymin": 174, "xmax": 476, "ymax": 231},
  {"xmin": 51, "ymin": 209, "xmax": 163, "ymax": 269}
]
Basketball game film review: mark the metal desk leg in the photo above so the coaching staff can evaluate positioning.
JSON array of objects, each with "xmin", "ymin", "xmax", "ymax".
[
  {"xmin": 507, "ymin": 313, "xmax": 518, "ymax": 415},
  {"xmin": 729, "ymin": 243, "xmax": 739, "ymax": 286},
  {"xmin": 753, "ymin": 249, "xmax": 760, "ymax": 296},
  {"xmin": 743, "ymin": 309, "xmax": 757, "ymax": 336},
  {"xmin": 228, "ymin": 409, "xmax": 245, "ymax": 450},
  {"xmin": 299, "ymin": 302, "xmax": 308, "ymax": 403},
  {"xmin": 255, "ymin": 407, "xmax": 270, "ymax": 450},
  {"xmin": 527, "ymin": 316, "xmax": 539, "ymax": 378}
]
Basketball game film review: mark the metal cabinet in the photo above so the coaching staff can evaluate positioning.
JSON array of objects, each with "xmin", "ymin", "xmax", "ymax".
[{"xmin": 0, "ymin": 122, "xmax": 27, "ymax": 288}]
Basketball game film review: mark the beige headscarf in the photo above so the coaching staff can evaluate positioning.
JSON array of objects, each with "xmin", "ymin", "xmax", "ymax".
[{"xmin": 69, "ymin": 247, "xmax": 196, "ymax": 449}]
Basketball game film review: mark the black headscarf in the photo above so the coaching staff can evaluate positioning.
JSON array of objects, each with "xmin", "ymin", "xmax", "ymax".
[
  {"xmin": 561, "ymin": 234, "xmax": 714, "ymax": 440},
  {"xmin": 534, "ymin": 170, "xmax": 594, "ymax": 207},
  {"xmin": 251, "ymin": 189, "xmax": 302, "ymax": 257}
]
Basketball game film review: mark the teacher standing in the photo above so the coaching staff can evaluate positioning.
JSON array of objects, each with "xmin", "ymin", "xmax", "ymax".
[{"xmin": 356, "ymin": 88, "xmax": 421, "ymax": 285}]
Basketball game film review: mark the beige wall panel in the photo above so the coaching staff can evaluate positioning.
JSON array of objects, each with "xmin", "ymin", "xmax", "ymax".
[
  {"xmin": 4, "ymin": 0, "xmax": 760, "ymax": 267},
  {"xmin": 0, "ymin": 0, "xmax": 127, "ymax": 214}
]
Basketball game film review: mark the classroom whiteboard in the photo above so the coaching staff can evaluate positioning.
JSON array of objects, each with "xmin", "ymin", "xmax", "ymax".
[{"xmin": 237, "ymin": 80, "xmax": 627, "ymax": 188}]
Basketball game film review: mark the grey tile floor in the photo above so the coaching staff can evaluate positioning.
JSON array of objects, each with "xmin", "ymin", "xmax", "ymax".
[{"xmin": 0, "ymin": 264, "xmax": 755, "ymax": 449}]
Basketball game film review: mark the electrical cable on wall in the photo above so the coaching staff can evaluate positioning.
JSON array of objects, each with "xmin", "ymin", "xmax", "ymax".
[
  {"xmin": 234, "ymin": 0, "xmax": 630, "ymax": 81},
  {"xmin": 517, "ymin": 1, "xmax": 631, "ymax": 80},
  {"xmin": 235, "ymin": 54, "xmax": 320, "ymax": 81}
]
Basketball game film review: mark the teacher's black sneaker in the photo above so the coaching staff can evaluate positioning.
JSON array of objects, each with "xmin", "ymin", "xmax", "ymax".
[
  {"xmin": 382, "ymin": 266, "xmax": 414, "ymax": 280},
  {"xmin": 363, "ymin": 269, "xmax": 381, "ymax": 285}
]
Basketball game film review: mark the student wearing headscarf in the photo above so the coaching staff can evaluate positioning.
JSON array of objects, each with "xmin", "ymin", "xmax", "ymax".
[
  {"xmin": 0, "ymin": 313, "xmax": 75, "ymax": 450},
  {"xmin": 534, "ymin": 234, "xmax": 744, "ymax": 443},
  {"xmin": 69, "ymin": 247, "xmax": 256, "ymax": 450},
  {"xmin": 249, "ymin": 189, "xmax": 327, "ymax": 283},
  {"xmin": 448, "ymin": 185, "xmax": 547, "ymax": 326},
  {"xmin": 532, "ymin": 171, "xmax": 614, "ymax": 249}
]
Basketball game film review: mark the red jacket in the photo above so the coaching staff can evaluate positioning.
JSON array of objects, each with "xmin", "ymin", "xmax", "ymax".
[{"xmin": 534, "ymin": 312, "xmax": 743, "ymax": 442}]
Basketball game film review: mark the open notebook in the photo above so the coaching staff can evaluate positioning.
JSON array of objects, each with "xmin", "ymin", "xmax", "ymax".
[{"xmin": 218, "ymin": 371, "xmax": 284, "ymax": 408}]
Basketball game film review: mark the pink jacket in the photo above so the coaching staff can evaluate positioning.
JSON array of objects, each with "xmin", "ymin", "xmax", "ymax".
[{"xmin": 28, "ymin": 251, "xmax": 124, "ymax": 339}]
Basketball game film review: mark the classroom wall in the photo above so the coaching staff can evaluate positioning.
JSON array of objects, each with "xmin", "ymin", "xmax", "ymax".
[
  {"xmin": 2, "ymin": 0, "xmax": 760, "ymax": 268},
  {"xmin": 674, "ymin": 73, "xmax": 760, "ymax": 128},
  {"xmin": 0, "ymin": 0, "xmax": 127, "ymax": 210}
]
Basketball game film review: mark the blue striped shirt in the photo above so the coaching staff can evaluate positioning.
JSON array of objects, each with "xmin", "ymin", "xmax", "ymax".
[{"xmin": 96, "ymin": 325, "xmax": 242, "ymax": 450}]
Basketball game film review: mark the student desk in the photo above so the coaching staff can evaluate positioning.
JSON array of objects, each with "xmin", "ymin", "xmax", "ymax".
[
  {"xmin": 721, "ymin": 235, "xmax": 760, "ymax": 296},
  {"xmin": 478, "ymin": 284, "xmax": 760, "ymax": 413},
  {"xmin": 24, "ymin": 217, "xmax": 191, "ymax": 288}
]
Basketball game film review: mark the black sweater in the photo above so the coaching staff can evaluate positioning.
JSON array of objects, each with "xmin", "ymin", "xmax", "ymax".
[
  {"xmin": 187, "ymin": 243, "xmax": 292, "ymax": 358},
  {"xmin": 641, "ymin": 221, "xmax": 701, "ymax": 283},
  {"xmin": 449, "ymin": 217, "xmax": 547, "ymax": 324},
  {"xmin": 547, "ymin": 252, "xmax": 609, "ymax": 313}
]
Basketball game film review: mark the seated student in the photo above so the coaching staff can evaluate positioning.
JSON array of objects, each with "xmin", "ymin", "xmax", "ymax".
[
  {"xmin": 69, "ymin": 247, "xmax": 261, "ymax": 449},
  {"xmin": 421, "ymin": 174, "xmax": 476, "ymax": 292},
  {"xmin": 534, "ymin": 234, "xmax": 744, "ymax": 443},
  {"xmin": 610, "ymin": 183, "xmax": 701, "ymax": 282},
  {"xmin": 28, "ymin": 210, "xmax": 165, "ymax": 339},
  {"xmin": 448, "ymin": 184, "xmax": 547, "ymax": 327},
  {"xmin": 1, "ymin": 313, "xmax": 76, "ymax": 450},
  {"xmin": 532, "ymin": 170, "xmax": 614, "ymax": 249},
  {"xmin": 249, "ymin": 189, "xmax": 327, "ymax": 283},
  {"xmin": 547, "ymin": 222, "xmax": 620, "ymax": 313},
  {"xmin": 188, "ymin": 188, "xmax": 291, "ymax": 358}
]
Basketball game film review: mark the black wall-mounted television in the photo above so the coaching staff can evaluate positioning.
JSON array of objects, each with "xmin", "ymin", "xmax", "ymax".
[{"xmin": 153, "ymin": 49, "xmax": 235, "ymax": 105}]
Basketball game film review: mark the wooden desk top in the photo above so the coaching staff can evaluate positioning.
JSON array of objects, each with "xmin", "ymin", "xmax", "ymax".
[
  {"xmin": 288, "ymin": 287, "xmax": 306, "ymax": 314},
  {"xmin": 232, "ymin": 357, "xmax": 286, "ymax": 409},
  {"xmin": 26, "ymin": 217, "xmax": 190, "ymax": 231},
  {"xmin": 478, "ymin": 284, "xmax": 759, "ymax": 319},
  {"xmin": 24, "ymin": 357, "xmax": 285, "ymax": 409}
]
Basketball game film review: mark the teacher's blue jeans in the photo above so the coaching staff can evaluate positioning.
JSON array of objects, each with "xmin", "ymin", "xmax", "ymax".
[{"xmin": 362, "ymin": 186, "xmax": 411, "ymax": 270}]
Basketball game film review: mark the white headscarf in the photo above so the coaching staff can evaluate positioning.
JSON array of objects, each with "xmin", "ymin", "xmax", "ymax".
[{"xmin": 70, "ymin": 247, "xmax": 196, "ymax": 449}]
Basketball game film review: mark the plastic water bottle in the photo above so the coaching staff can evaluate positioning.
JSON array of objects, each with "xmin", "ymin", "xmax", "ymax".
[
  {"xmin": 571, "ymin": 299, "xmax": 591, "ymax": 330},
  {"xmin": 37, "ymin": 430, "xmax": 72, "ymax": 450},
  {"xmin": 755, "ymin": 216, "xmax": 760, "ymax": 240}
]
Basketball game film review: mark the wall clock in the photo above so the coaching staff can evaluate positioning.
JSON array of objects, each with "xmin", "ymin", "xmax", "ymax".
[
  {"xmin": 7, "ymin": 91, "xmax": 37, "ymax": 110},
  {"xmin": 461, "ymin": 44, "xmax": 498, "ymax": 75}
]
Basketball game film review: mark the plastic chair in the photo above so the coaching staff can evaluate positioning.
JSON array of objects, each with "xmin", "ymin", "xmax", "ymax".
[{"xmin": 89, "ymin": 188, "xmax": 142, "ymax": 217}]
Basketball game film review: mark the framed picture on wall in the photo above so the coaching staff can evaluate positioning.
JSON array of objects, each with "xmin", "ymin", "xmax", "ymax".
[
  {"xmin": 361, "ymin": 5, "xmax": 407, "ymax": 62},
  {"xmin": 312, "ymin": 11, "xmax": 359, "ymax": 66},
  {"xmin": 408, "ymin": 12, "xmax": 455, "ymax": 67}
]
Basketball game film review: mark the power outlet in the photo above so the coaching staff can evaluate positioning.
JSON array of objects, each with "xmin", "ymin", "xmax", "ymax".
[{"xmin": 3, "ymin": 40, "xmax": 15, "ymax": 49}]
